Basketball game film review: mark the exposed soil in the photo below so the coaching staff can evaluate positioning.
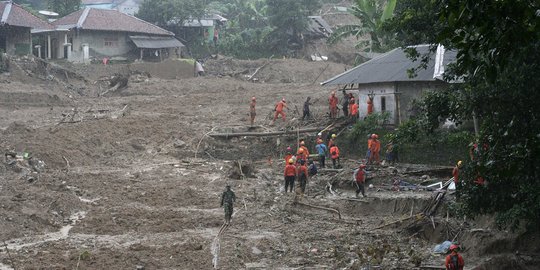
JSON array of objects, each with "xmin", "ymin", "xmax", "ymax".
[{"xmin": 0, "ymin": 56, "xmax": 538, "ymax": 270}]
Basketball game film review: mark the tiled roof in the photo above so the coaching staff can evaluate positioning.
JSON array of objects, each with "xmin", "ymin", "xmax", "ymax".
[
  {"xmin": 0, "ymin": 1, "xmax": 53, "ymax": 30},
  {"xmin": 53, "ymin": 7, "xmax": 174, "ymax": 36}
]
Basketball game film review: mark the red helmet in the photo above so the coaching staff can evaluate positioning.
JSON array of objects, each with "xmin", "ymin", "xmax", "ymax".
[{"xmin": 449, "ymin": 244, "xmax": 459, "ymax": 251}]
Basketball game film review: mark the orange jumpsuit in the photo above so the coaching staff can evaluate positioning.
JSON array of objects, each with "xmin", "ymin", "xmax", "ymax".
[
  {"xmin": 274, "ymin": 101, "xmax": 286, "ymax": 121},
  {"xmin": 329, "ymin": 95, "xmax": 338, "ymax": 118},
  {"xmin": 299, "ymin": 146, "xmax": 310, "ymax": 158},
  {"xmin": 350, "ymin": 103, "xmax": 359, "ymax": 117},
  {"xmin": 370, "ymin": 139, "xmax": 381, "ymax": 164},
  {"xmin": 367, "ymin": 99, "xmax": 373, "ymax": 115}
]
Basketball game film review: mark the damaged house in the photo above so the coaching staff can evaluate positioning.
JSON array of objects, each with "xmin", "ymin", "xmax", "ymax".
[
  {"xmin": 0, "ymin": 1, "xmax": 53, "ymax": 56},
  {"xmin": 321, "ymin": 45, "xmax": 457, "ymax": 125},
  {"xmin": 40, "ymin": 7, "xmax": 183, "ymax": 63}
]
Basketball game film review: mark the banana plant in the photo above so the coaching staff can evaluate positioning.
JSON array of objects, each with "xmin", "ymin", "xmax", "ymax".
[{"xmin": 327, "ymin": 0, "xmax": 397, "ymax": 53}]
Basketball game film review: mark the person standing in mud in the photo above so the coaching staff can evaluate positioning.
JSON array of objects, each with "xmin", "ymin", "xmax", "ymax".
[
  {"xmin": 249, "ymin": 96, "xmax": 256, "ymax": 127},
  {"xmin": 302, "ymin": 97, "xmax": 312, "ymax": 120},
  {"xmin": 220, "ymin": 185, "xmax": 236, "ymax": 225},
  {"xmin": 353, "ymin": 164, "xmax": 367, "ymax": 198}
]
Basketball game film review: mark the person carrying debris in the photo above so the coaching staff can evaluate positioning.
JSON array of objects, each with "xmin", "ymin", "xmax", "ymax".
[
  {"xmin": 341, "ymin": 90, "xmax": 349, "ymax": 117},
  {"xmin": 315, "ymin": 139, "xmax": 328, "ymax": 168},
  {"xmin": 367, "ymin": 94, "xmax": 374, "ymax": 115},
  {"xmin": 296, "ymin": 159, "xmax": 309, "ymax": 196},
  {"xmin": 284, "ymin": 159, "xmax": 297, "ymax": 193},
  {"xmin": 271, "ymin": 98, "xmax": 288, "ymax": 125},
  {"xmin": 328, "ymin": 91, "xmax": 338, "ymax": 118},
  {"xmin": 453, "ymin": 161, "xmax": 462, "ymax": 184},
  {"xmin": 220, "ymin": 185, "xmax": 236, "ymax": 225},
  {"xmin": 250, "ymin": 96, "xmax": 257, "ymax": 126},
  {"xmin": 329, "ymin": 143, "xmax": 341, "ymax": 169},
  {"xmin": 302, "ymin": 97, "xmax": 312, "ymax": 120},
  {"xmin": 369, "ymin": 134, "xmax": 381, "ymax": 165},
  {"xmin": 445, "ymin": 244, "xmax": 465, "ymax": 270},
  {"xmin": 353, "ymin": 164, "xmax": 367, "ymax": 197}
]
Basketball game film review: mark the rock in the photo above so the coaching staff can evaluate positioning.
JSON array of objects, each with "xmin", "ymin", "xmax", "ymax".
[
  {"xmin": 173, "ymin": 139, "xmax": 186, "ymax": 148},
  {"xmin": 251, "ymin": 246, "xmax": 262, "ymax": 255}
]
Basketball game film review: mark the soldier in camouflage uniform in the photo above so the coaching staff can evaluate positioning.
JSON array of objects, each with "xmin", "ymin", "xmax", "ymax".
[{"xmin": 220, "ymin": 185, "xmax": 236, "ymax": 224}]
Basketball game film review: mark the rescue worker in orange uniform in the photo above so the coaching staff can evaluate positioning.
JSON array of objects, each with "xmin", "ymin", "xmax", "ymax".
[
  {"xmin": 369, "ymin": 134, "xmax": 381, "ymax": 165},
  {"xmin": 367, "ymin": 95, "xmax": 374, "ymax": 115},
  {"xmin": 328, "ymin": 134, "xmax": 336, "ymax": 148},
  {"xmin": 328, "ymin": 91, "xmax": 338, "ymax": 119},
  {"xmin": 271, "ymin": 98, "xmax": 288, "ymax": 125},
  {"xmin": 350, "ymin": 98, "xmax": 359, "ymax": 119},
  {"xmin": 353, "ymin": 164, "xmax": 367, "ymax": 197},
  {"xmin": 452, "ymin": 161, "xmax": 462, "ymax": 184},
  {"xmin": 284, "ymin": 146, "xmax": 293, "ymax": 164},
  {"xmin": 296, "ymin": 148, "xmax": 307, "ymax": 165},
  {"xmin": 329, "ymin": 143, "xmax": 341, "ymax": 169},
  {"xmin": 365, "ymin": 134, "xmax": 373, "ymax": 163},
  {"xmin": 445, "ymin": 244, "xmax": 464, "ymax": 270},
  {"xmin": 284, "ymin": 159, "xmax": 297, "ymax": 193},
  {"xmin": 296, "ymin": 159, "xmax": 309, "ymax": 196},
  {"xmin": 299, "ymin": 140, "xmax": 310, "ymax": 159},
  {"xmin": 249, "ymin": 96, "xmax": 256, "ymax": 126}
]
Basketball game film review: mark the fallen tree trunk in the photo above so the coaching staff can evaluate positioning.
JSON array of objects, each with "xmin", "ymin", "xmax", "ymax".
[
  {"xmin": 296, "ymin": 201, "xmax": 342, "ymax": 219},
  {"xmin": 209, "ymin": 126, "xmax": 323, "ymax": 138}
]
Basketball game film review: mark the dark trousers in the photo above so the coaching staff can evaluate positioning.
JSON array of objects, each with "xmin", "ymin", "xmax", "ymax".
[
  {"xmin": 299, "ymin": 176, "xmax": 307, "ymax": 193},
  {"xmin": 342, "ymin": 103, "xmax": 349, "ymax": 116},
  {"xmin": 319, "ymin": 155, "xmax": 326, "ymax": 168},
  {"xmin": 355, "ymin": 181, "xmax": 365, "ymax": 197},
  {"xmin": 302, "ymin": 110, "xmax": 310, "ymax": 120},
  {"xmin": 285, "ymin": 176, "xmax": 296, "ymax": 192},
  {"xmin": 332, "ymin": 157, "xmax": 340, "ymax": 168}
]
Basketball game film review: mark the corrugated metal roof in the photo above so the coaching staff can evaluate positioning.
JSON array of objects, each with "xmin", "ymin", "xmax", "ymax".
[
  {"xmin": 321, "ymin": 45, "xmax": 457, "ymax": 86},
  {"xmin": 0, "ymin": 1, "xmax": 54, "ymax": 30},
  {"xmin": 54, "ymin": 8, "xmax": 173, "ymax": 36},
  {"xmin": 130, "ymin": 35, "xmax": 184, "ymax": 49},
  {"xmin": 306, "ymin": 16, "xmax": 333, "ymax": 37}
]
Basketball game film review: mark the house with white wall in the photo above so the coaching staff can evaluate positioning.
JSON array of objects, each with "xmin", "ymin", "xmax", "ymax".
[{"xmin": 321, "ymin": 45, "xmax": 457, "ymax": 125}]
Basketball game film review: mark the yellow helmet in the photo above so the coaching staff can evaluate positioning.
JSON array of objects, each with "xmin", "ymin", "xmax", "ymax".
[
  {"xmin": 457, "ymin": 160, "xmax": 463, "ymax": 167},
  {"xmin": 288, "ymin": 159, "xmax": 294, "ymax": 164},
  {"xmin": 331, "ymin": 134, "xmax": 337, "ymax": 138}
]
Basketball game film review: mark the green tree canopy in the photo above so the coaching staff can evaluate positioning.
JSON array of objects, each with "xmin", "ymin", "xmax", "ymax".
[
  {"xmin": 390, "ymin": 0, "xmax": 540, "ymax": 228},
  {"xmin": 136, "ymin": 0, "xmax": 206, "ymax": 27},
  {"xmin": 47, "ymin": 0, "xmax": 80, "ymax": 17}
]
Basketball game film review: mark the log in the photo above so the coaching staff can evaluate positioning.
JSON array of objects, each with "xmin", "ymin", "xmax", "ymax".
[
  {"xmin": 374, "ymin": 213, "xmax": 423, "ymax": 229},
  {"xmin": 248, "ymin": 55, "xmax": 273, "ymax": 81},
  {"xmin": 209, "ymin": 126, "xmax": 323, "ymax": 138},
  {"xmin": 296, "ymin": 201, "xmax": 342, "ymax": 219}
]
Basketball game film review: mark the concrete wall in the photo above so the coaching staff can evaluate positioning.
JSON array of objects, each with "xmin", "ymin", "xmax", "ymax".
[
  {"xmin": 356, "ymin": 82, "xmax": 397, "ymax": 124},
  {"xmin": 396, "ymin": 81, "xmax": 449, "ymax": 124},
  {"xmin": 1, "ymin": 26, "xmax": 31, "ymax": 55},
  {"xmin": 73, "ymin": 30, "xmax": 133, "ymax": 62}
]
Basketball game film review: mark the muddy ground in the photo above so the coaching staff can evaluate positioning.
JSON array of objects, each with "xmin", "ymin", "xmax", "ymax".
[{"xmin": 0, "ymin": 57, "xmax": 538, "ymax": 270}]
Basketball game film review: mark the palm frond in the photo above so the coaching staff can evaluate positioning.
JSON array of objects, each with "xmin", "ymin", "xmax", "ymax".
[{"xmin": 327, "ymin": 24, "xmax": 366, "ymax": 44}]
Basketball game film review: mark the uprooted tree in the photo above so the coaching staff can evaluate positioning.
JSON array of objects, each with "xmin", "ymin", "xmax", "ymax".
[{"xmin": 386, "ymin": 0, "xmax": 540, "ymax": 228}]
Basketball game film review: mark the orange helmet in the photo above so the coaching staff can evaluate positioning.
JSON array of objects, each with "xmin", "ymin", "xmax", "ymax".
[
  {"xmin": 288, "ymin": 159, "xmax": 294, "ymax": 164},
  {"xmin": 298, "ymin": 148, "xmax": 304, "ymax": 153}
]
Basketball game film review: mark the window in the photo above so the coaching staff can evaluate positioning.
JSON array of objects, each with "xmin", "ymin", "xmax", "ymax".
[
  {"xmin": 381, "ymin": 96, "xmax": 386, "ymax": 111},
  {"xmin": 104, "ymin": 37, "xmax": 118, "ymax": 47}
]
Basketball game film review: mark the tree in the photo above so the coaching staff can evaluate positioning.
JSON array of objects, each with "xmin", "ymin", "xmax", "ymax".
[
  {"xmin": 382, "ymin": 0, "xmax": 439, "ymax": 47},
  {"xmin": 327, "ymin": 0, "xmax": 397, "ymax": 53},
  {"xmin": 47, "ymin": 0, "xmax": 80, "ymax": 17},
  {"xmin": 136, "ymin": 0, "xmax": 206, "ymax": 27},
  {"xmin": 390, "ymin": 0, "xmax": 540, "ymax": 228},
  {"xmin": 266, "ymin": 0, "xmax": 320, "ymax": 53}
]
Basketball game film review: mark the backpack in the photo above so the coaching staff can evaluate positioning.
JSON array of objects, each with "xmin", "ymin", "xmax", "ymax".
[
  {"xmin": 449, "ymin": 254, "xmax": 460, "ymax": 270},
  {"xmin": 309, "ymin": 164, "xmax": 318, "ymax": 176}
]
